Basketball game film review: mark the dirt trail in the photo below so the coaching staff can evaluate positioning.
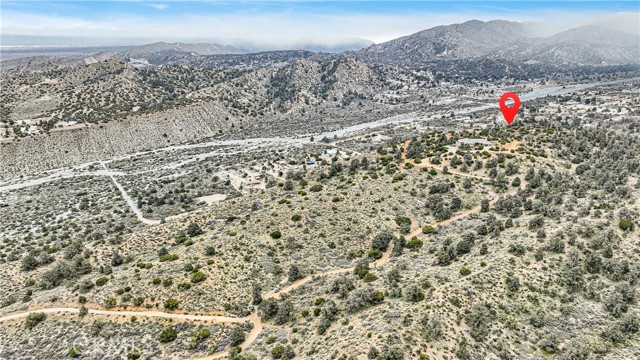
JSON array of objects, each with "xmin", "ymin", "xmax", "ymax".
[
  {"xmin": 0, "ymin": 140, "xmax": 526, "ymax": 359},
  {"xmin": 0, "ymin": 307, "xmax": 250, "ymax": 324}
]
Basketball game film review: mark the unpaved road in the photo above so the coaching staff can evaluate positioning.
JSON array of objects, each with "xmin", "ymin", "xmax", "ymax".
[
  {"xmin": 0, "ymin": 144, "xmax": 543, "ymax": 358},
  {"xmin": 3, "ymin": 76, "xmax": 636, "ymax": 194}
]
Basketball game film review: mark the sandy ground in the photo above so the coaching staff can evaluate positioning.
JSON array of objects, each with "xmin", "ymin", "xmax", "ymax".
[
  {"xmin": 0, "ymin": 138, "xmax": 537, "ymax": 359},
  {"xmin": 197, "ymin": 194, "xmax": 228, "ymax": 205}
]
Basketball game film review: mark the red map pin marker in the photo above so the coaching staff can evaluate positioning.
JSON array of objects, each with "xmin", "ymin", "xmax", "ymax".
[{"xmin": 499, "ymin": 92, "xmax": 520, "ymax": 125}]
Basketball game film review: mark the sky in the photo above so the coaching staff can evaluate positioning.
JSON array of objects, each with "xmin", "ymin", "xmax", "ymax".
[{"xmin": 1, "ymin": 1, "xmax": 639, "ymax": 47}]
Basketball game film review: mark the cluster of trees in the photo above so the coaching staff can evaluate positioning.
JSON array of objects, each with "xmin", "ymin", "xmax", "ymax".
[
  {"xmin": 260, "ymin": 298, "xmax": 295, "ymax": 325},
  {"xmin": 38, "ymin": 241, "xmax": 92, "ymax": 290}
]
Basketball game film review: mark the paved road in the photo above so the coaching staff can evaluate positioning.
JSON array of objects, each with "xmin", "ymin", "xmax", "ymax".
[{"xmin": 2, "ymin": 76, "xmax": 637, "ymax": 194}]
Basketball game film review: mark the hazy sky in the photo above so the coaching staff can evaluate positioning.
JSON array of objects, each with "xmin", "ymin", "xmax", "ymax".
[{"xmin": 2, "ymin": 1, "xmax": 639, "ymax": 46}]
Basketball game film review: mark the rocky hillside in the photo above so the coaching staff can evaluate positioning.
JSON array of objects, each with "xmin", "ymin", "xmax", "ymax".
[
  {"xmin": 357, "ymin": 20, "xmax": 527, "ymax": 64},
  {"xmin": 123, "ymin": 41, "xmax": 245, "ymax": 57},
  {"xmin": 357, "ymin": 20, "xmax": 640, "ymax": 66},
  {"xmin": 193, "ymin": 56, "xmax": 387, "ymax": 115},
  {"xmin": 493, "ymin": 26, "xmax": 640, "ymax": 65}
]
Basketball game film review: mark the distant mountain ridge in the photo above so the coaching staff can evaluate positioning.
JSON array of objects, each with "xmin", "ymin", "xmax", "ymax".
[
  {"xmin": 123, "ymin": 41, "xmax": 246, "ymax": 56},
  {"xmin": 357, "ymin": 20, "xmax": 640, "ymax": 66},
  {"xmin": 3, "ymin": 19, "xmax": 638, "ymax": 68}
]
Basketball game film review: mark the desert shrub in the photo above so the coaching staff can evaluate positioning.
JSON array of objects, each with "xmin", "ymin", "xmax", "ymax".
[
  {"xmin": 21, "ymin": 255, "xmax": 39, "ymax": 271},
  {"xmin": 330, "ymin": 276, "xmax": 355, "ymax": 298},
  {"xmin": 159, "ymin": 254, "xmax": 179, "ymax": 262},
  {"xmin": 68, "ymin": 346, "xmax": 82, "ymax": 358},
  {"xmin": 104, "ymin": 297, "xmax": 116, "ymax": 308},
  {"xmin": 95, "ymin": 276, "xmax": 109, "ymax": 286},
  {"xmin": 310, "ymin": 184, "xmax": 323, "ymax": 192},
  {"xmin": 381, "ymin": 346, "xmax": 404, "ymax": 360},
  {"xmin": 134, "ymin": 297, "xmax": 145, "ymax": 306},
  {"xmin": 508, "ymin": 244, "xmax": 526, "ymax": 256},
  {"xmin": 346, "ymin": 286, "xmax": 384, "ymax": 313},
  {"xmin": 465, "ymin": 303, "xmax": 496, "ymax": 341},
  {"xmin": 547, "ymin": 237, "xmax": 565, "ymax": 253},
  {"xmin": 229, "ymin": 326, "xmax": 245, "ymax": 346},
  {"xmin": 368, "ymin": 249, "xmax": 383, "ymax": 259},
  {"xmin": 260, "ymin": 298, "xmax": 279, "ymax": 320},
  {"xmin": 421, "ymin": 314, "xmax": 443, "ymax": 342},
  {"xmin": 372, "ymin": 231, "xmax": 395, "ymax": 251},
  {"xmin": 1, "ymin": 295, "xmax": 16, "ymax": 308},
  {"xmin": 24, "ymin": 312, "xmax": 46, "ymax": 329},
  {"xmin": 460, "ymin": 267, "xmax": 471, "ymax": 276},
  {"xmin": 422, "ymin": 225, "xmax": 436, "ymax": 234},
  {"xmin": 395, "ymin": 216, "xmax": 411, "ymax": 227},
  {"xmin": 271, "ymin": 345, "xmax": 285, "ymax": 359},
  {"xmin": 364, "ymin": 272, "xmax": 378, "ymax": 282},
  {"xmin": 505, "ymin": 275, "xmax": 521, "ymax": 292},
  {"xmin": 164, "ymin": 298, "xmax": 179, "ymax": 310},
  {"xmin": 191, "ymin": 271, "xmax": 207, "ymax": 284},
  {"xmin": 619, "ymin": 219, "xmax": 634, "ymax": 231},
  {"xmin": 288, "ymin": 264, "xmax": 302, "ymax": 282},
  {"xmin": 39, "ymin": 261, "xmax": 81, "ymax": 289},
  {"xmin": 274, "ymin": 300, "xmax": 295, "ymax": 325},
  {"xmin": 405, "ymin": 237, "xmax": 423, "ymax": 250},
  {"xmin": 159, "ymin": 327, "xmax": 177, "ymax": 342},
  {"xmin": 270, "ymin": 230, "xmax": 282, "ymax": 239},
  {"xmin": 404, "ymin": 284, "xmax": 425, "ymax": 302},
  {"xmin": 177, "ymin": 282, "xmax": 192, "ymax": 290},
  {"xmin": 252, "ymin": 283, "xmax": 263, "ymax": 305},
  {"xmin": 186, "ymin": 223, "xmax": 203, "ymax": 237}
]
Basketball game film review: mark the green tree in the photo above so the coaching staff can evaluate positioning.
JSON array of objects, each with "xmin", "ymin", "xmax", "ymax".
[
  {"xmin": 24, "ymin": 312, "xmax": 46, "ymax": 329},
  {"xmin": 405, "ymin": 284, "xmax": 425, "ymax": 302},
  {"xmin": 191, "ymin": 271, "xmax": 207, "ymax": 284},
  {"xmin": 21, "ymin": 254, "xmax": 39, "ymax": 271},
  {"xmin": 164, "ymin": 298, "xmax": 179, "ymax": 310},
  {"xmin": 159, "ymin": 327, "xmax": 177, "ymax": 342},
  {"xmin": 229, "ymin": 326, "xmax": 245, "ymax": 346},
  {"xmin": 104, "ymin": 297, "xmax": 116, "ymax": 308},
  {"xmin": 372, "ymin": 231, "xmax": 395, "ymax": 251},
  {"xmin": 288, "ymin": 264, "xmax": 302, "ymax": 282},
  {"xmin": 186, "ymin": 223, "xmax": 203, "ymax": 237}
]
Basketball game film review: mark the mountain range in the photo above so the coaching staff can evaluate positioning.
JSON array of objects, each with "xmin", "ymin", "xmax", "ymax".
[
  {"xmin": 2, "ymin": 19, "xmax": 639, "ymax": 69},
  {"xmin": 104, "ymin": 20, "xmax": 640, "ymax": 66},
  {"xmin": 356, "ymin": 20, "xmax": 640, "ymax": 66}
]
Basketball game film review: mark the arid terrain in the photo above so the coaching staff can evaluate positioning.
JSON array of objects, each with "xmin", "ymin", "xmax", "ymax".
[{"xmin": 1, "ymin": 17, "xmax": 639, "ymax": 360}]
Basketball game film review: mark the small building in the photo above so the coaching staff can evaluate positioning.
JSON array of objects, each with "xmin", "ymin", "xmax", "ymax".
[
  {"xmin": 456, "ymin": 138, "xmax": 492, "ymax": 148},
  {"xmin": 325, "ymin": 148, "xmax": 338, "ymax": 157},
  {"xmin": 246, "ymin": 180, "xmax": 261, "ymax": 187},
  {"xmin": 306, "ymin": 161, "xmax": 316, "ymax": 166},
  {"xmin": 27, "ymin": 125, "xmax": 42, "ymax": 135},
  {"xmin": 58, "ymin": 120, "xmax": 78, "ymax": 127}
]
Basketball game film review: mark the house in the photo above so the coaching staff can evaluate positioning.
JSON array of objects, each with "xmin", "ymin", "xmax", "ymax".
[
  {"xmin": 27, "ymin": 125, "xmax": 42, "ymax": 135},
  {"xmin": 58, "ymin": 120, "xmax": 78, "ymax": 127},
  {"xmin": 456, "ymin": 138, "xmax": 492, "ymax": 148},
  {"xmin": 246, "ymin": 180, "xmax": 261, "ymax": 187},
  {"xmin": 325, "ymin": 148, "xmax": 338, "ymax": 157}
]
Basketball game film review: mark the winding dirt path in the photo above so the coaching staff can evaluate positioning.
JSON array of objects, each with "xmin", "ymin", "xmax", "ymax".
[
  {"xmin": 0, "ymin": 307, "xmax": 250, "ymax": 324},
  {"xmin": 0, "ymin": 141, "xmax": 525, "ymax": 359}
]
